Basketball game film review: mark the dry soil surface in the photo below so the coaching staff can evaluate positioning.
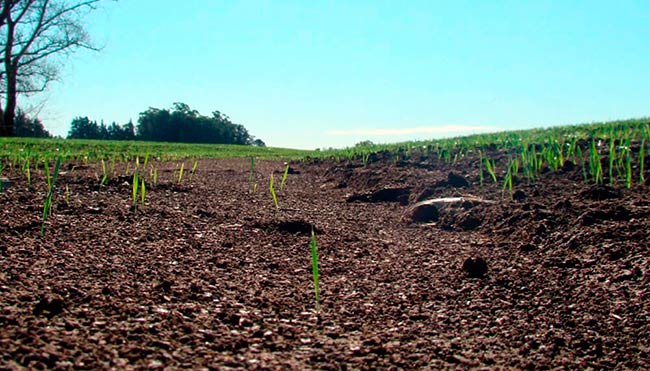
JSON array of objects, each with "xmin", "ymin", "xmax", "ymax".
[{"xmin": 1, "ymin": 153, "xmax": 649, "ymax": 370}]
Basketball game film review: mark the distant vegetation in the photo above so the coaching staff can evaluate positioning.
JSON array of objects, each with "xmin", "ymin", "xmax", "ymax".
[
  {"xmin": 68, "ymin": 102, "xmax": 264, "ymax": 146},
  {"xmin": 14, "ymin": 110, "xmax": 51, "ymax": 139}
]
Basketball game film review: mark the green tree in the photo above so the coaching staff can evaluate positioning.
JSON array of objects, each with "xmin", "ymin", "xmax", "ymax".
[
  {"xmin": 14, "ymin": 109, "xmax": 51, "ymax": 138},
  {"xmin": 136, "ymin": 103, "xmax": 255, "ymax": 145},
  {"xmin": 67, "ymin": 116, "xmax": 100, "ymax": 139}
]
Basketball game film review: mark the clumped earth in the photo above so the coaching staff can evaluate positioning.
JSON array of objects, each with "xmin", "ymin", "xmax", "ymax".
[{"xmin": 1, "ymin": 149, "xmax": 648, "ymax": 370}]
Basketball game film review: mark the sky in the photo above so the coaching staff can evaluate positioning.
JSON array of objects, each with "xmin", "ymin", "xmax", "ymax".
[{"xmin": 25, "ymin": 0, "xmax": 650, "ymax": 149}]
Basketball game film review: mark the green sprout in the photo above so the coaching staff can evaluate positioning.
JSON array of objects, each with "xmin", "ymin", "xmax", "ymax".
[
  {"xmin": 310, "ymin": 226, "xmax": 320, "ymax": 312},
  {"xmin": 132, "ymin": 170, "xmax": 139, "ymax": 211},
  {"xmin": 280, "ymin": 163, "xmax": 290, "ymax": 191},
  {"xmin": 178, "ymin": 162, "xmax": 185, "ymax": 184},
  {"xmin": 100, "ymin": 159, "xmax": 108, "ymax": 186},
  {"xmin": 269, "ymin": 172, "xmax": 279, "ymax": 211},
  {"xmin": 152, "ymin": 167, "xmax": 158, "ymax": 187},
  {"xmin": 41, "ymin": 157, "xmax": 61, "ymax": 236},
  {"xmin": 140, "ymin": 178, "xmax": 146, "ymax": 208},
  {"xmin": 189, "ymin": 160, "xmax": 198, "ymax": 183},
  {"xmin": 640, "ymin": 139, "xmax": 645, "ymax": 184},
  {"xmin": 484, "ymin": 157, "xmax": 497, "ymax": 184},
  {"xmin": 25, "ymin": 160, "xmax": 31, "ymax": 188}
]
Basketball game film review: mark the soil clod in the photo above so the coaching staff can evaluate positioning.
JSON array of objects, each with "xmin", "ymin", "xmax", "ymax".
[
  {"xmin": 346, "ymin": 187, "xmax": 411, "ymax": 205},
  {"xmin": 447, "ymin": 172, "xmax": 470, "ymax": 188},
  {"xmin": 462, "ymin": 256, "xmax": 488, "ymax": 278},
  {"xmin": 408, "ymin": 203, "xmax": 439, "ymax": 223}
]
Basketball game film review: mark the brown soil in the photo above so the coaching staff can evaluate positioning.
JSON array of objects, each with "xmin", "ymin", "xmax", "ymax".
[{"xmin": 1, "ymin": 152, "xmax": 648, "ymax": 370}]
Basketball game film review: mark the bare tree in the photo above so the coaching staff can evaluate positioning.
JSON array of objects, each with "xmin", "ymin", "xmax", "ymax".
[{"xmin": 0, "ymin": 0, "xmax": 105, "ymax": 136}]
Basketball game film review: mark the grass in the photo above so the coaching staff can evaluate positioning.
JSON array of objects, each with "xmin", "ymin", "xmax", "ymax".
[
  {"xmin": 310, "ymin": 226, "xmax": 321, "ymax": 312},
  {"xmin": 269, "ymin": 172, "xmax": 279, "ymax": 211},
  {"xmin": 41, "ymin": 157, "xmax": 61, "ymax": 236},
  {"xmin": 1, "ymin": 118, "xmax": 648, "ymax": 198},
  {"xmin": 280, "ymin": 163, "xmax": 289, "ymax": 191}
]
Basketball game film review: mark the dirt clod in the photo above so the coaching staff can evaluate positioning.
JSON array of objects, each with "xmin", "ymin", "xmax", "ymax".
[
  {"xmin": 408, "ymin": 203, "xmax": 440, "ymax": 223},
  {"xmin": 447, "ymin": 172, "xmax": 470, "ymax": 188},
  {"xmin": 462, "ymin": 256, "xmax": 488, "ymax": 278}
]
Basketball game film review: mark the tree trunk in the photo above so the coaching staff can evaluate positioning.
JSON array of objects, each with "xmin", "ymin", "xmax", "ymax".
[{"xmin": 2, "ymin": 71, "xmax": 17, "ymax": 136}]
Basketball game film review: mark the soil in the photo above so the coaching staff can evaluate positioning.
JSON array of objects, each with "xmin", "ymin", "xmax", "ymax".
[{"xmin": 1, "ymin": 150, "xmax": 649, "ymax": 370}]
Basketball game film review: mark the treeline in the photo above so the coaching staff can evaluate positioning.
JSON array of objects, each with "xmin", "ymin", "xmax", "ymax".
[
  {"xmin": 67, "ymin": 103, "xmax": 265, "ymax": 146},
  {"xmin": 67, "ymin": 117, "xmax": 136, "ymax": 140},
  {"xmin": 14, "ymin": 110, "xmax": 52, "ymax": 138}
]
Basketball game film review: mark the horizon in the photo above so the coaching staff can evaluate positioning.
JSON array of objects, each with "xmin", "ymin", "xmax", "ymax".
[{"xmin": 21, "ymin": 0, "xmax": 650, "ymax": 150}]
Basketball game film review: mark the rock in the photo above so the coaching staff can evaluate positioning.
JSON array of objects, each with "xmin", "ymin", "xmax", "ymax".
[
  {"xmin": 462, "ymin": 256, "xmax": 488, "ymax": 278},
  {"xmin": 0, "ymin": 177, "xmax": 12, "ymax": 190},
  {"xmin": 447, "ymin": 172, "xmax": 470, "ymax": 188}
]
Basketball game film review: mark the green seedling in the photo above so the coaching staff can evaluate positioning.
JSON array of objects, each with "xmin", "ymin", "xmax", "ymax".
[
  {"xmin": 640, "ymin": 140, "xmax": 645, "ymax": 184},
  {"xmin": 310, "ymin": 226, "xmax": 321, "ymax": 312},
  {"xmin": 269, "ymin": 172, "xmax": 279, "ymax": 211},
  {"xmin": 280, "ymin": 163, "xmax": 290, "ymax": 191},
  {"xmin": 100, "ymin": 159, "xmax": 108, "ymax": 186},
  {"xmin": 152, "ymin": 167, "xmax": 158, "ymax": 187},
  {"xmin": 478, "ymin": 150, "xmax": 484, "ymax": 186},
  {"xmin": 65, "ymin": 184, "xmax": 70, "ymax": 205},
  {"xmin": 132, "ymin": 170, "xmax": 139, "ymax": 211},
  {"xmin": 41, "ymin": 157, "xmax": 61, "ymax": 236},
  {"xmin": 361, "ymin": 152, "xmax": 370, "ymax": 167},
  {"xmin": 178, "ymin": 163, "xmax": 185, "ymax": 184},
  {"xmin": 485, "ymin": 158, "xmax": 497, "ymax": 183},
  {"xmin": 608, "ymin": 137, "xmax": 616, "ymax": 184},
  {"xmin": 143, "ymin": 153, "xmax": 150, "ymax": 169},
  {"xmin": 189, "ymin": 160, "xmax": 198, "ymax": 183},
  {"xmin": 140, "ymin": 178, "xmax": 146, "ymax": 208},
  {"xmin": 589, "ymin": 139, "xmax": 603, "ymax": 184},
  {"xmin": 25, "ymin": 160, "xmax": 31, "ymax": 187}
]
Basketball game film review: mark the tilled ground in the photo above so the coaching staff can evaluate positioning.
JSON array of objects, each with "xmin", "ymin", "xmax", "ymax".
[{"xmin": 0, "ymin": 153, "xmax": 648, "ymax": 370}]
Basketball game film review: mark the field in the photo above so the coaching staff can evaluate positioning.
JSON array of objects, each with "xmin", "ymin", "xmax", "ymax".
[{"xmin": 1, "ymin": 119, "xmax": 649, "ymax": 369}]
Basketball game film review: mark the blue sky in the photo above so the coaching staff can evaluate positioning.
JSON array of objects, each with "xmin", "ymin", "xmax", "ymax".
[{"xmin": 29, "ymin": 0, "xmax": 650, "ymax": 149}]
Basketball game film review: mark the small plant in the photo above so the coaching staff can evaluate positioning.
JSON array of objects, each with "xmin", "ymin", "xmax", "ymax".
[
  {"xmin": 41, "ymin": 157, "xmax": 61, "ymax": 236},
  {"xmin": 608, "ymin": 137, "xmax": 616, "ymax": 184},
  {"xmin": 65, "ymin": 184, "xmax": 70, "ymax": 205},
  {"xmin": 249, "ymin": 156, "xmax": 255, "ymax": 193},
  {"xmin": 588, "ymin": 139, "xmax": 603, "ymax": 184},
  {"xmin": 640, "ymin": 139, "xmax": 646, "ymax": 184},
  {"xmin": 502, "ymin": 158, "xmax": 519, "ymax": 198},
  {"xmin": 189, "ymin": 160, "xmax": 198, "ymax": 183},
  {"xmin": 140, "ymin": 178, "xmax": 146, "ymax": 208},
  {"xmin": 178, "ymin": 162, "xmax": 185, "ymax": 184},
  {"xmin": 280, "ymin": 163, "xmax": 290, "ymax": 191},
  {"xmin": 100, "ymin": 159, "xmax": 108, "ymax": 186},
  {"xmin": 132, "ymin": 170, "xmax": 139, "ymax": 211},
  {"xmin": 24, "ymin": 160, "xmax": 31, "ymax": 188},
  {"xmin": 310, "ymin": 226, "xmax": 321, "ymax": 312},
  {"xmin": 269, "ymin": 172, "xmax": 279, "ymax": 211},
  {"xmin": 484, "ymin": 157, "xmax": 497, "ymax": 184},
  {"xmin": 152, "ymin": 167, "xmax": 158, "ymax": 187}
]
